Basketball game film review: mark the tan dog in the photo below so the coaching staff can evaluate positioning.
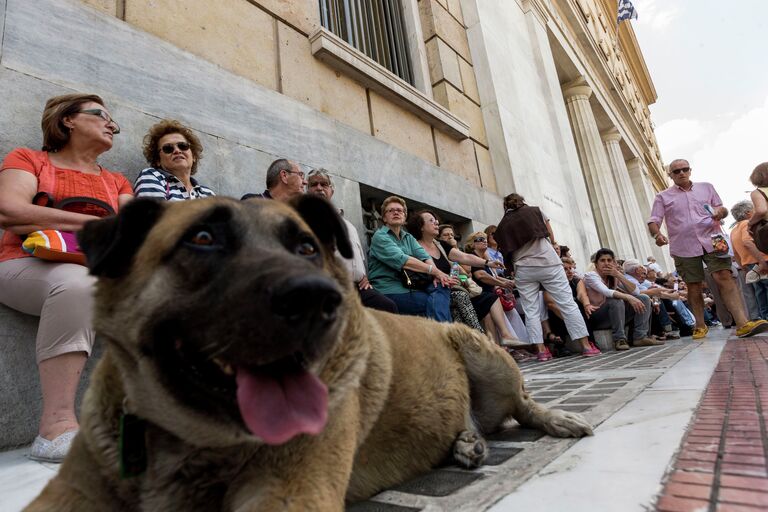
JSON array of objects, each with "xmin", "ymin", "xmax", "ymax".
[{"xmin": 25, "ymin": 196, "xmax": 592, "ymax": 511}]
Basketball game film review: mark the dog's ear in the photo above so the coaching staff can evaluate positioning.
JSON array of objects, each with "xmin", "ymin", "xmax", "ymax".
[
  {"xmin": 291, "ymin": 195, "xmax": 353, "ymax": 258},
  {"xmin": 78, "ymin": 198, "xmax": 166, "ymax": 278}
]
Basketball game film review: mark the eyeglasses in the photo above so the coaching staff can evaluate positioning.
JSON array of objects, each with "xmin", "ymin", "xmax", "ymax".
[
  {"xmin": 385, "ymin": 208, "xmax": 405, "ymax": 215},
  {"xmin": 670, "ymin": 167, "xmax": 690, "ymax": 175},
  {"xmin": 473, "ymin": 237, "xmax": 487, "ymax": 243},
  {"xmin": 77, "ymin": 109, "xmax": 120, "ymax": 134},
  {"xmin": 160, "ymin": 141, "xmax": 191, "ymax": 154},
  {"xmin": 284, "ymin": 169, "xmax": 306, "ymax": 180}
]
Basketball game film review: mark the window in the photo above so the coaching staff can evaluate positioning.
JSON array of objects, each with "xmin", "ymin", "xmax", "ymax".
[{"xmin": 319, "ymin": 0, "xmax": 413, "ymax": 84}]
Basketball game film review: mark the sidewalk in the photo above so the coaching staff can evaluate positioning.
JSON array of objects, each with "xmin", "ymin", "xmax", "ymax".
[{"xmin": 3, "ymin": 328, "xmax": 764, "ymax": 511}]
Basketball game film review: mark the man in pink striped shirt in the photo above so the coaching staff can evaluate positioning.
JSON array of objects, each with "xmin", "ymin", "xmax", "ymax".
[{"xmin": 648, "ymin": 158, "xmax": 768, "ymax": 339}]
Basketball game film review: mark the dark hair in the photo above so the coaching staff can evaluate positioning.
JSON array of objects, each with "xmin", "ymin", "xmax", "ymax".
[
  {"xmin": 559, "ymin": 245, "xmax": 571, "ymax": 256},
  {"xmin": 592, "ymin": 248, "xmax": 615, "ymax": 262},
  {"xmin": 266, "ymin": 158, "xmax": 295, "ymax": 188},
  {"xmin": 406, "ymin": 209, "xmax": 440, "ymax": 240},
  {"xmin": 142, "ymin": 119, "xmax": 203, "ymax": 174},
  {"xmin": 438, "ymin": 224, "xmax": 455, "ymax": 237},
  {"xmin": 41, "ymin": 93, "xmax": 106, "ymax": 152},
  {"xmin": 503, "ymin": 193, "xmax": 525, "ymax": 211}
]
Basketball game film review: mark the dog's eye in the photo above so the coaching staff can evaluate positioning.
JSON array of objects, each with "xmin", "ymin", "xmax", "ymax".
[
  {"xmin": 189, "ymin": 230, "xmax": 215, "ymax": 246},
  {"xmin": 296, "ymin": 240, "xmax": 318, "ymax": 258}
]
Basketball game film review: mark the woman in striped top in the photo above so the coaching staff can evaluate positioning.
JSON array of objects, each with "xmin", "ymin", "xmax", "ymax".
[{"xmin": 134, "ymin": 119, "xmax": 215, "ymax": 201}]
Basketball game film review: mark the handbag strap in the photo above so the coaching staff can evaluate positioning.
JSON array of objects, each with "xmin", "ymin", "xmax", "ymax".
[
  {"xmin": 433, "ymin": 239, "xmax": 450, "ymax": 262},
  {"xmin": 54, "ymin": 196, "xmax": 116, "ymax": 216}
]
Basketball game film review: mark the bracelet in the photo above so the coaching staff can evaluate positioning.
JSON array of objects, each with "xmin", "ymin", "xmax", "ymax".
[
  {"xmin": 427, "ymin": 264, "xmax": 433, "ymax": 275},
  {"xmin": 484, "ymin": 259, "xmax": 489, "ymax": 266}
]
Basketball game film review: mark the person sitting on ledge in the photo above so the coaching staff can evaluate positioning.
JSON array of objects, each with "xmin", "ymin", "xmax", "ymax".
[
  {"xmin": 133, "ymin": 119, "xmax": 215, "ymax": 201},
  {"xmin": 241, "ymin": 158, "xmax": 306, "ymax": 202},
  {"xmin": 0, "ymin": 93, "xmax": 133, "ymax": 462},
  {"xmin": 582, "ymin": 248, "xmax": 656, "ymax": 351},
  {"xmin": 367, "ymin": 196, "xmax": 454, "ymax": 321}
]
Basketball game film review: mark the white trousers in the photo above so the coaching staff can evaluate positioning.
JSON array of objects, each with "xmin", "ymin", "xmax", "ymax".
[{"xmin": 516, "ymin": 264, "xmax": 589, "ymax": 344}]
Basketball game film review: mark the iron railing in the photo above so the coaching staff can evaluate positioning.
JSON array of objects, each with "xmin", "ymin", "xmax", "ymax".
[{"xmin": 319, "ymin": 0, "xmax": 413, "ymax": 85}]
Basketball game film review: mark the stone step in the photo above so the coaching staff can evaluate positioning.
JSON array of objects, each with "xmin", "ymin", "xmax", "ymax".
[{"xmin": 0, "ymin": 304, "xmax": 100, "ymax": 451}]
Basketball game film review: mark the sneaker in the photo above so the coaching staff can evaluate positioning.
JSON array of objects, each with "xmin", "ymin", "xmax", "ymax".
[
  {"xmin": 614, "ymin": 339, "xmax": 630, "ymax": 351},
  {"xmin": 537, "ymin": 348, "xmax": 553, "ymax": 362},
  {"xmin": 651, "ymin": 336, "xmax": 666, "ymax": 345},
  {"xmin": 633, "ymin": 337, "xmax": 657, "ymax": 347},
  {"xmin": 582, "ymin": 343, "xmax": 601, "ymax": 357},
  {"xmin": 736, "ymin": 319, "xmax": 768, "ymax": 338},
  {"xmin": 29, "ymin": 430, "xmax": 77, "ymax": 463},
  {"xmin": 665, "ymin": 331, "xmax": 681, "ymax": 340},
  {"xmin": 692, "ymin": 326, "xmax": 709, "ymax": 340}
]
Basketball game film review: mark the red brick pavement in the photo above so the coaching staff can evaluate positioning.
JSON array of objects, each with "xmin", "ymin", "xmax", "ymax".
[{"xmin": 656, "ymin": 338, "xmax": 768, "ymax": 512}]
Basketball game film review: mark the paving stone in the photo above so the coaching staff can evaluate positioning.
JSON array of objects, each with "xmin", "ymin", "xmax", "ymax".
[
  {"xmin": 392, "ymin": 470, "xmax": 484, "ymax": 497},
  {"xmin": 486, "ymin": 428, "xmax": 545, "ymax": 443},
  {"xmin": 552, "ymin": 405, "xmax": 591, "ymax": 412},
  {"xmin": 483, "ymin": 447, "xmax": 523, "ymax": 466},
  {"xmin": 347, "ymin": 503, "xmax": 422, "ymax": 512}
]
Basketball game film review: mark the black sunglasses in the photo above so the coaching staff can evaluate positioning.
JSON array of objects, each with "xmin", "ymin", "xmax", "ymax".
[
  {"xmin": 671, "ymin": 167, "xmax": 690, "ymax": 175},
  {"xmin": 474, "ymin": 237, "xmax": 487, "ymax": 243},
  {"xmin": 160, "ymin": 141, "xmax": 191, "ymax": 154}
]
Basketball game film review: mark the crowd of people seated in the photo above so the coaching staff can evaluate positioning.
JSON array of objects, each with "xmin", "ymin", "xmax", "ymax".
[{"xmin": 2, "ymin": 93, "xmax": 763, "ymax": 465}]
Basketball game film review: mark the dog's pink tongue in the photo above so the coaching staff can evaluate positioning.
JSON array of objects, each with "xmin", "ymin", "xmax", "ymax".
[{"xmin": 235, "ymin": 367, "xmax": 328, "ymax": 445}]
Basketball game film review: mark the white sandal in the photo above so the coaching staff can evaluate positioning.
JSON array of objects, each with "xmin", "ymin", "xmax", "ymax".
[{"xmin": 29, "ymin": 430, "xmax": 78, "ymax": 463}]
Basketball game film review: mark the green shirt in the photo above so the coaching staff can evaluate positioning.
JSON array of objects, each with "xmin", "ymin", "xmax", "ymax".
[{"xmin": 367, "ymin": 226, "xmax": 430, "ymax": 294}]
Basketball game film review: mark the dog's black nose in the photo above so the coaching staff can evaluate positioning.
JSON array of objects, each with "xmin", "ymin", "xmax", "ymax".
[{"xmin": 271, "ymin": 275, "xmax": 342, "ymax": 324}]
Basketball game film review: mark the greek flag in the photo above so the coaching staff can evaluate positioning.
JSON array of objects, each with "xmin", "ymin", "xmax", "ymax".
[{"xmin": 617, "ymin": 0, "xmax": 638, "ymax": 23}]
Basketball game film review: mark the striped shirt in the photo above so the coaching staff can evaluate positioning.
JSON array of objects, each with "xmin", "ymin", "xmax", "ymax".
[{"xmin": 133, "ymin": 167, "xmax": 215, "ymax": 201}]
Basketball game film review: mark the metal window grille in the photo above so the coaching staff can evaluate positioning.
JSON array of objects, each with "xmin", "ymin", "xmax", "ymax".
[{"xmin": 319, "ymin": 0, "xmax": 413, "ymax": 85}]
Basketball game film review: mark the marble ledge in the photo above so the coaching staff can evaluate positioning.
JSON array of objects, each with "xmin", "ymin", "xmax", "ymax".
[{"xmin": 309, "ymin": 27, "xmax": 470, "ymax": 140}]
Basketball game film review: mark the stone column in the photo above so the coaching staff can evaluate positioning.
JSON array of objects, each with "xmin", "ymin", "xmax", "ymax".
[
  {"xmin": 562, "ymin": 78, "xmax": 633, "ymax": 256},
  {"xmin": 627, "ymin": 158, "xmax": 670, "ymax": 267},
  {"xmin": 602, "ymin": 130, "xmax": 654, "ymax": 260}
]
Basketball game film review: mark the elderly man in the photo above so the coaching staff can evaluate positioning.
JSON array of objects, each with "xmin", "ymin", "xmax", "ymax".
[
  {"xmin": 241, "ymin": 158, "xmax": 307, "ymax": 201},
  {"xmin": 622, "ymin": 259, "xmax": 679, "ymax": 341},
  {"xmin": 306, "ymin": 169, "xmax": 397, "ymax": 313},
  {"xmin": 648, "ymin": 158, "xmax": 768, "ymax": 339},
  {"xmin": 730, "ymin": 200, "xmax": 767, "ymax": 319}
]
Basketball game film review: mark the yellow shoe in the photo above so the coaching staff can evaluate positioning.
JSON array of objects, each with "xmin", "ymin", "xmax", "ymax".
[
  {"xmin": 692, "ymin": 326, "xmax": 709, "ymax": 340},
  {"xmin": 736, "ymin": 319, "xmax": 768, "ymax": 338}
]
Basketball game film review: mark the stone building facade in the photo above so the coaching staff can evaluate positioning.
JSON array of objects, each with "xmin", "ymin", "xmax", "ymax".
[
  {"xmin": 0, "ymin": 0, "xmax": 669, "ymax": 267},
  {"xmin": 0, "ymin": 0, "xmax": 675, "ymax": 449}
]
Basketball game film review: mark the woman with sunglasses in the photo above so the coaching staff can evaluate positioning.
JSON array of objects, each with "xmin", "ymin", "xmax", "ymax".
[
  {"xmin": 0, "ymin": 93, "xmax": 133, "ymax": 462},
  {"xmin": 134, "ymin": 119, "xmax": 215, "ymax": 201}
]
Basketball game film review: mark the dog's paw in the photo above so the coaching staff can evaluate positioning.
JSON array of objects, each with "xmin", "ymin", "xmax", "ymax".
[
  {"xmin": 453, "ymin": 430, "xmax": 488, "ymax": 468},
  {"xmin": 542, "ymin": 409, "xmax": 594, "ymax": 438}
]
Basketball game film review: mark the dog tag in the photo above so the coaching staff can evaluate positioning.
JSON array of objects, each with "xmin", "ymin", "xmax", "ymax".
[{"xmin": 119, "ymin": 413, "xmax": 147, "ymax": 478}]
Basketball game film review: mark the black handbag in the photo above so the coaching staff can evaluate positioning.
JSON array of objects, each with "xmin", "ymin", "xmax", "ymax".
[
  {"xmin": 752, "ymin": 189, "xmax": 768, "ymax": 254},
  {"xmin": 401, "ymin": 269, "xmax": 433, "ymax": 290},
  {"xmin": 753, "ymin": 220, "xmax": 768, "ymax": 254}
]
